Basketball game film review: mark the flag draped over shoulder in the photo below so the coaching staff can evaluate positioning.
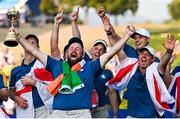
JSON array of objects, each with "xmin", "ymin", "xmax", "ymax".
[
  {"xmin": 146, "ymin": 62, "xmax": 175, "ymax": 116},
  {"xmin": 106, "ymin": 58, "xmax": 139, "ymax": 90},
  {"xmin": 46, "ymin": 60, "xmax": 86, "ymax": 96},
  {"xmin": 106, "ymin": 58, "xmax": 175, "ymax": 116},
  {"xmin": 168, "ymin": 70, "xmax": 180, "ymax": 116},
  {"xmin": 15, "ymin": 60, "xmax": 53, "ymax": 118}
]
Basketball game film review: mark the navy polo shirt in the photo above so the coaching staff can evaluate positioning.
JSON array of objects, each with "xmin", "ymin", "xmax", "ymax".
[
  {"xmin": 10, "ymin": 59, "xmax": 44, "ymax": 108},
  {"xmin": 172, "ymin": 66, "xmax": 180, "ymax": 75},
  {"xmin": 127, "ymin": 67, "xmax": 159, "ymax": 118},
  {"xmin": 45, "ymin": 56, "xmax": 102, "ymax": 110},
  {"xmin": 94, "ymin": 69, "xmax": 113, "ymax": 107},
  {"xmin": 0, "ymin": 74, "xmax": 5, "ymax": 105}
]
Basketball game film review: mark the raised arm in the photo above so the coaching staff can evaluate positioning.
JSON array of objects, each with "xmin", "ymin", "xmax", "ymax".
[
  {"xmin": 70, "ymin": 7, "xmax": 81, "ymax": 38},
  {"xmin": 158, "ymin": 34, "xmax": 175, "ymax": 74},
  {"xmin": 100, "ymin": 25, "xmax": 135, "ymax": 67},
  {"xmin": 97, "ymin": 7, "xmax": 121, "ymax": 46},
  {"xmin": 163, "ymin": 55, "xmax": 175, "ymax": 88},
  {"xmin": 12, "ymin": 28, "xmax": 47, "ymax": 66},
  {"xmin": 98, "ymin": 7, "xmax": 127, "ymax": 62},
  {"xmin": 50, "ymin": 11, "xmax": 63, "ymax": 59}
]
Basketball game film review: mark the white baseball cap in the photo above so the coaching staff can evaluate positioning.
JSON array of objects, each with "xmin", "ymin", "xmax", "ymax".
[
  {"xmin": 92, "ymin": 39, "xmax": 108, "ymax": 51},
  {"xmin": 138, "ymin": 46, "xmax": 155, "ymax": 57},
  {"xmin": 132, "ymin": 28, "xmax": 150, "ymax": 38}
]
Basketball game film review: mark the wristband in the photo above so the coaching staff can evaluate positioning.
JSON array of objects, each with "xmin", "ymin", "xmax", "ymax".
[
  {"xmin": 106, "ymin": 32, "xmax": 112, "ymax": 36},
  {"xmin": 166, "ymin": 49, "xmax": 173, "ymax": 54}
]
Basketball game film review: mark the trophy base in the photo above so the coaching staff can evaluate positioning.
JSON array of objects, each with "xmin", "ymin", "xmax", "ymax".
[
  {"xmin": 4, "ymin": 31, "xmax": 18, "ymax": 47},
  {"xmin": 4, "ymin": 40, "xmax": 18, "ymax": 47}
]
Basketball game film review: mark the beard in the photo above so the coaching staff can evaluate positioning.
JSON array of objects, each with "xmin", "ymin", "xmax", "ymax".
[{"xmin": 67, "ymin": 56, "xmax": 82, "ymax": 67}]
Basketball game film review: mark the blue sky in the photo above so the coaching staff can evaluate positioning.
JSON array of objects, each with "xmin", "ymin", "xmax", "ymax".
[{"xmin": 79, "ymin": 0, "xmax": 173, "ymax": 26}]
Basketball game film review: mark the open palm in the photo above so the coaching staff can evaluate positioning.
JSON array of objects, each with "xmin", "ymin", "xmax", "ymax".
[{"xmin": 164, "ymin": 34, "xmax": 175, "ymax": 51}]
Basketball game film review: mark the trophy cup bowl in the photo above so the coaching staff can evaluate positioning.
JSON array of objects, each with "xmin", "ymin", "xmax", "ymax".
[{"xmin": 4, "ymin": 7, "xmax": 20, "ymax": 47}]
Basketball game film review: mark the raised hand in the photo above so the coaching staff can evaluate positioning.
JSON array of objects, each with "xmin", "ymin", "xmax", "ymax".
[
  {"xmin": 97, "ymin": 7, "xmax": 105, "ymax": 18},
  {"xmin": 126, "ymin": 24, "xmax": 135, "ymax": 36},
  {"xmin": 21, "ymin": 76, "xmax": 36, "ymax": 86},
  {"xmin": 70, "ymin": 7, "xmax": 79, "ymax": 21},
  {"xmin": 54, "ymin": 11, "xmax": 64, "ymax": 25},
  {"xmin": 164, "ymin": 34, "xmax": 176, "ymax": 51},
  {"xmin": 103, "ymin": 16, "xmax": 112, "ymax": 33}
]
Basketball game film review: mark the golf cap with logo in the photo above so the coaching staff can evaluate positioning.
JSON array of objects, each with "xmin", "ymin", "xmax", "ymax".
[
  {"xmin": 131, "ymin": 28, "xmax": 150, "ymax": 39},
  {"xmin": 138, "ymin": 46, "xmax": 155, "ymax": 57}
]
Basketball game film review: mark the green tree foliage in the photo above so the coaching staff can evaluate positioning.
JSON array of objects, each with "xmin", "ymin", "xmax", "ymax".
[
  {"xmin": 40, "ymin": 0, "xmax": 58, "ymax": 14},
  {"xmin": 58, "ymin": 0, "xmax": 74, "ymax": 14},
  {"xmin": 169, "ymin": 0, "xmax": 180, "ymax": 20},
  {"xmin": 43, "ymin": 0, "xmax": 138, "ymax": 24},
  {"xmin": 75, "ymin": 0, "xmax": 138, "ymax": 16},
  {"xmin": 75, "ymin": 0, "xmax": 138, "ymax": 24}
]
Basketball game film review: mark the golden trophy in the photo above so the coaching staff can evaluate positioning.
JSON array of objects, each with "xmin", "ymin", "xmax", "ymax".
[{"xmin": 4, "ymin": 7, "xmax": 20, "ymax": 47}]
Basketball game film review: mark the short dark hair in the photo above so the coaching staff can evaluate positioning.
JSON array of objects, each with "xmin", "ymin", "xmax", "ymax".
[
  {"xmin": 25, "ymin": 34, "xmax": 39, "ymax": 47},
  {"xmin": 67, "ymin": 37, "xmax": 84, "ymax": 50}
]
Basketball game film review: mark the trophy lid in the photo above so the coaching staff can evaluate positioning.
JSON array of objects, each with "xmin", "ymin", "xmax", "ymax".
[{"xmin": 7, "ymin": 7, "xmax": 20, "ymax": 23}]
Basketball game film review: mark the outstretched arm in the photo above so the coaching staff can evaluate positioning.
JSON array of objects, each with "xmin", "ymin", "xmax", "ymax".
[
  {"xmin": 100, "ymin": 25, "xmax": 135, "ymax": 67},
  {"xmin": 11, "ymin": 27, "xmax": 47, "ymax": 66},
  {"xmin": 70, "ymin": 7, "xmax": 81, "ymax": 38},
  {"xmin": 158, "ymin": 34, "xmax": 175, "ymax": 74},
  {"xmin": 50, "ymin": 11, "xmax": 63, "ymax": 59}
]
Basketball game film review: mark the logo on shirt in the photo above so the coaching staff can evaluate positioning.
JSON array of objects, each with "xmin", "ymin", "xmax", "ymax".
[
  {"xmin": 80, "ymin": 69, "xmax": 84, "ymax": 71},
  {"xmin": 101, "ymin": 74, "xmax": 106, "ymax": 79}
]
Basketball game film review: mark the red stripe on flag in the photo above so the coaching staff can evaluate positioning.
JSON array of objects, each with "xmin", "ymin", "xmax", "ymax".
[
  {"xmin": 16, "ymin": 86, "xmax": 32, "ymax": 96},
  {"xmin": 108, "ymin": 61, "xmax": 138, "ymax": 84},
  {"xmin": 92, "ymin": 89, "xmax": 97, "ymax": 107},
  {"xmin": 153, "ymin": 74, "xmax": 169, "ymax": 109},
  {"xmin": 34, "ymin": 68, "xmax": 53, "ymax": 81},
  {"xmin": 176, "ymin": 76, "xmax": 180, "ymax": 113}
]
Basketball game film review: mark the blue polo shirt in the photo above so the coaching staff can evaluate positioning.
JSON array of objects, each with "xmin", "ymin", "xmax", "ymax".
[
  {"xmin": 45, "ymin": 56, "xmax": 102, "ymax": 110},
  {"xmin": 127, "ymin": 67, "xmax": 159, "ymax": 118},
  {"xmin": 172, "ymin": 66, "xmax": 180, "ymax": 75},
  {"xmin": 123, "ymin": 44, "xmax": 138, "ymax": 58},
  {"xmin": 10, "ymin": 59, "xmax": 44, "ymax": 108},
  {"xmin": 94, "ymin": 69, "xmax": 113, "ymax": 107},
  {"xmin": 123, "ymin": 44, "xmax": 160, "ymax": 62},
  {"xmin": 0, "ymin": 74, "xmax": 5, "ymax": 105}
]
